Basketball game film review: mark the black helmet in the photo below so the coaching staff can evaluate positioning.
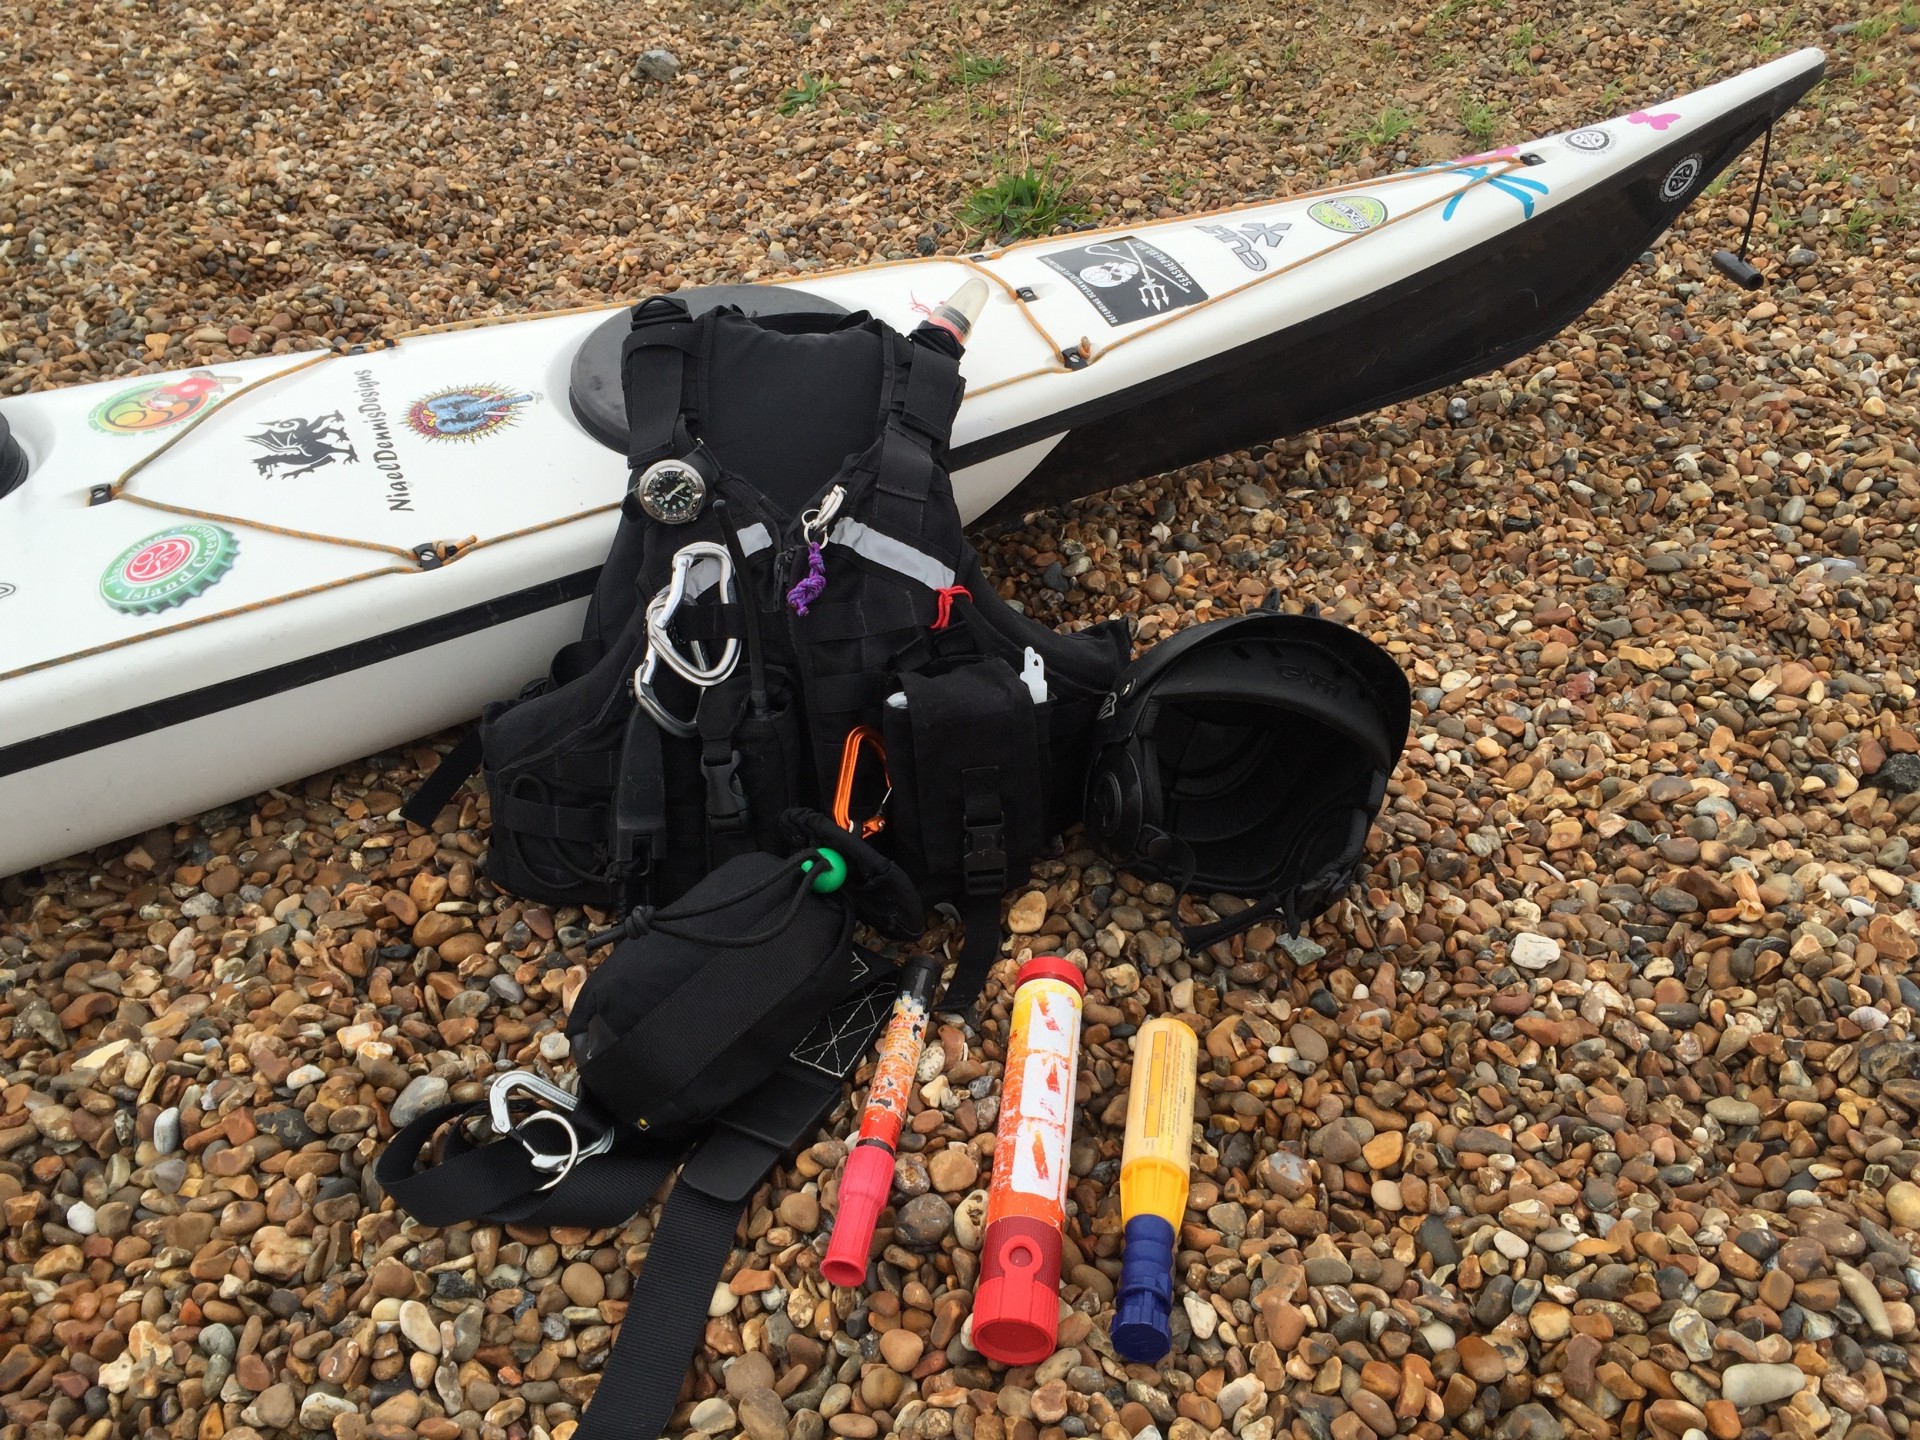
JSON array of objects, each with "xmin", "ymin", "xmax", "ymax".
[{"xmin": 1085, "ymin": 606, "xmax": 1410, "ymax": 949}]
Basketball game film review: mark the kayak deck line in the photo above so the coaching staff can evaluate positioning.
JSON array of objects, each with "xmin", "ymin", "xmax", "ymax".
[
  {"xmin": 962, "ymin": 157, "xmax": 1531, "ymax": 398},
  {"xmin": 7, "ymin": 320, "xmax": 630, "ymax": 684}
]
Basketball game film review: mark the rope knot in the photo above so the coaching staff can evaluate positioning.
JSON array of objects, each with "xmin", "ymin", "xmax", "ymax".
[{"xmin": 931, "ymin": 585, "xmax": 972, "ymax": 630}]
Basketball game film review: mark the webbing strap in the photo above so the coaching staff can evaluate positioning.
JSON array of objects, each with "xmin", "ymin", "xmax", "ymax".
[
  {"xmin": 400, "ymin": 730, "xmax": 485, "ymax": 826},
  {"xmin": 938, "ymin": 889, "xmax": 1004, "ymax": 1014},
  {"xmin": 374, "ymin": 1098, "xmax": 676, "ymax": 1228},
  {"xmin": 827, "ymin": 519, "xmax": 955, "ymax": 590},
  {"xmin": 623, "ymin": 298, "xmax": 698, "ymax": 469},
  {"xmin": 613, "ymin": 706, "xmax": 669, "ymax": 901},
  {"xmin": 378, "ymin": 963, "xmax": 900, "ymax": 1440},
  {"xmin": 494, "ymin": 792, "xmax": 606, "ymax": 844}
]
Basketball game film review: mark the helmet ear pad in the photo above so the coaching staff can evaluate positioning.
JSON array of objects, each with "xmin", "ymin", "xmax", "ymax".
[{"xmin": 1087, "ymin": 737, "xmax": 1157, "ymax": 865}]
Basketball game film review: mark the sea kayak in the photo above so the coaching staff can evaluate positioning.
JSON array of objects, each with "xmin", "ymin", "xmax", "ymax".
[{"xmin": 0, "ymin": 49, "xmax": 1825, "ymax": 878}]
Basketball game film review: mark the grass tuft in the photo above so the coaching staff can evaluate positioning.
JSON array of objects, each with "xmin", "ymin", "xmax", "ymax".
[
  {"xmin": 952, "ymin": 51, "xmax": 1007, "ymax": 85},
  {"xmin": 1350, "ymin": 105, "xmax": 1415, "ymax": 149},
  {"xmin": 778, "ymin": 73, "xmax": 833, "ymax": 115},
  {"xmin": 957, "ymin": 160, "xmax": 1086, "ymax": 242},
  {"xmin": 1459, "ymin": 96, "xmax": 1499, "ymax": 147}
]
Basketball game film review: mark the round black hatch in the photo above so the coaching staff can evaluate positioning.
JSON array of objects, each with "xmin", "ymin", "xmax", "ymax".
[
  {"xmin": 569, "ymin": 283, "xmax": 850, "ymax": 451},
  {"xmin": 0, "ymin": 413, "xmax": 26, "ymax": 500}
]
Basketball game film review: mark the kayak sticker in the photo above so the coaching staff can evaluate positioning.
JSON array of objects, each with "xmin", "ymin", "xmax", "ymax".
[
  {"xmin": 1443, "ymin": 166, "xmax": 1550, "ymax": 220},
  {"xmin": 1661, "ymin": 154, "xmax": 1704, "ymax": 201},
  {"xmin": 1563, "ymin": 127, "xmax": 1613, "ymax": 154},
  {"xmin": 1629, "ymin": 109, "xmax": 1681, "ymax": 132},
  {"xmin": 89, "ymin": 371, "xmax": 238, "ymax": 436},
  {"xmin": 405, "ymin": 384, "xmax": 538, "ymax": 442},
  {"xmin": 354, "ymin": 369, "xmax": 414, "ymax": 512},
  {"xmin": 1197, "ymin": 220, "xmax": 1291, "ymax": 272},
  {"xmin": 1037, "ymin": 238, "xmax": 1207, "ymax": 327},
  {"xmin": 101, "ymin": 523, "xmax": 238, "ymax": 616},
  {"xmin": 1308, "ymin": 197, "xmax": 1388, "ymax": 234},
  {"xmin": 249, "ymin": 412, "xmax": 359, "ymax": 478},
  {"xmin": 0, "ymin": 583, "xmax": 13, "ymax": 602}
]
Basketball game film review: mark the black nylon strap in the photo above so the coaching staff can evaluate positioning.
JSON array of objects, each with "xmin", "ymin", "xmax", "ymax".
[
  {"xmin": 379, "ymin": 957, "xmax": 899, "ymax": 1440},
  {"xmin": 937, "ymin": 890, "xmax": 1003, "ymax": 1014},
  {"xmin": 623, "ymin": 301, "xmax": 698, "ymax": 469},
  {"xmin": 668, "ymin": 603, "xmax": 742, "ymax": 644},
  {"xmin": 577, "ymin": 1180, "xmax": 744, "ymax": 1440},
  {"xmin": 400, "ymin": 730, "xmax": 485, "ymax": 826},
  {"xmin": 613, "ymin": 706, "xmax": 668, "ymax": 898},
  {"xmin": 494, "ymin": 792, "xmax": 606, "ymax": 844},
  {"xmin": 374, "ymin": 1098, "xmax": 678, "ymax": 1229},
  {"xmin": 793, "ymin": 594, "xmax": 922, "ymax": 642},
  {"xmin": 898, "ymin": 347, "xmax": 957, "ymax": 443}
]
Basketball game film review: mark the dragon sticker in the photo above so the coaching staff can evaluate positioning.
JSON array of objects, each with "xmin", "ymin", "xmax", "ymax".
[
  {"xmin": 405, "ymin": 385, "xmax": 538, "ymax": 442},
  {"xmin": 249, "ymin": 412, "xmax": 359, "ymax": 478}
]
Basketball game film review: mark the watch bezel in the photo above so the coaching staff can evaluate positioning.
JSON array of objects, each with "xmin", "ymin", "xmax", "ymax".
[{"xmin": 634, "ymin": 459, "xmax": 708, "ymax": 524}]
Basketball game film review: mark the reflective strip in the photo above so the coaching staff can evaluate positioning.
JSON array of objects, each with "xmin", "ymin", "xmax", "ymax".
[
  {"xmin": 827, "ymin": 519, "xmax": 955, "ymax": 591},
  {"xmin": 737, "ymin": 522, "xmax": 773, "ymax": 556}
]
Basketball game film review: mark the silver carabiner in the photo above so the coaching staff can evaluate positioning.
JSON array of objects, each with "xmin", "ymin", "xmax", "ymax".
[
  {"xmin": 633, "ymin": 642, "xmax": 702, "ymax": 737},
  {"xmin": 646, "ymin": 541, "xmax": 740, "ymax": 687},
  {"xmin": 486, "ymin": 1071, "xmax": 615, "ymax": 1189},
  {"xmin": 800, "ymin": 484, "xmax": 847, "ymax": 547}
]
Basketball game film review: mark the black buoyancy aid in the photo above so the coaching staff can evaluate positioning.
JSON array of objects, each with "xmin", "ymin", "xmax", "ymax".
[{"xmin": 404, "ymin": 296, "xmax": 1130, "ymax": 1008}]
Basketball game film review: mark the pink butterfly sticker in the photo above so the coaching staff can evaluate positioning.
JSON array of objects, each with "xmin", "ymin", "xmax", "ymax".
[{"xmin": 1629, "ymin": 110, "xmax": 1680, "ymax": 130}]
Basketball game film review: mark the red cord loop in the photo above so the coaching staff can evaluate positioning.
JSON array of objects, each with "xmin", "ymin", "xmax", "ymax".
[{"xmin": 931, "ymin": 585, "xmax": 972, "ymax": 630}]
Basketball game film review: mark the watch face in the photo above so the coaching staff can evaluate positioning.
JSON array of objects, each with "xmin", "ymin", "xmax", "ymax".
[{"xmin": 635, "ymin": 460, "xmax": 707, "ymax": 523}]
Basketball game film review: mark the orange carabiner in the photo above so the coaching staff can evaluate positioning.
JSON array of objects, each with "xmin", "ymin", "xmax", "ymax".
[{"xmin": 834, "ymin": 725, "xmax": 890, "ymax": 839}]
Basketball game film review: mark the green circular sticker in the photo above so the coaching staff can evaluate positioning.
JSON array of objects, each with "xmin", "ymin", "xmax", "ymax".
[
  {"xmin": 101, "ymin": 523, "xmax": 239, "ymax": 615},
  {"xmin": 1308, "ymin": 196, "xmax": 1388, "ymax": 233}
]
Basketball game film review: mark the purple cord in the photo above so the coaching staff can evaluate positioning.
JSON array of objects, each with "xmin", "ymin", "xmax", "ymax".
[{"xmin": 786, "ymin": 541, "xmax": 827, "ymax": 615}]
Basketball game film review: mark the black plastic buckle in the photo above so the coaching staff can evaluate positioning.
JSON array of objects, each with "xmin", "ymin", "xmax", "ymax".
[
  {"xmin": 963, "ymin": 823, "xmax": 1008, "ymax": 895},
  {"xmin": 702, "ymin": 750, "xmax": 749, "ymax": 833}
]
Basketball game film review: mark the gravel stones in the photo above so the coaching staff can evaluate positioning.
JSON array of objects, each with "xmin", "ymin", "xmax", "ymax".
[
  {"xmin": 5, "ymin": 8, "xmax": 1920, "ymax": 1440},
  {"xmin": 1721, "ymin": 1363, "xmax": 1811, "ymax": 1407},
  {"xmin": 390, "ymin": 1073, "xmax": 450, "ymax": 1125},
  {"xmin": 1888, "ymin": 1182, "xmax": 1920, "ymax": 1229},
  {"xmin": 893, "ymin": 1192, "xmax": 954, "ymax": 1247}
]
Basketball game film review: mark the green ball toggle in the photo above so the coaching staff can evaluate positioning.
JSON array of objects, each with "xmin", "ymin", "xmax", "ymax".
[{"xmin": 803, "ymin": 847, "xmax": 848, "ymax": 893}]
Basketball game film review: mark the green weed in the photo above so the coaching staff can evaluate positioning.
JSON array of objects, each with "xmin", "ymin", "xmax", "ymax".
[
  {"xmin": 1169, "ymin": 107, "xmax": 1211, "ymax": 132},
  {"xmin": 1854, "ymin": 14, "xmax": 1893, "ymax": 38},
  {"xmin": 957, "ymin": 160, "xmax": 1086, "ymax": 241},
  {"xmin": 1350, "ymin": 105, "xmax": 1415, "ymax": 149},
  {"xmin": 778, "ymin": 73, "xmax": 833, "ymax": 114},
  {"xmin": 953, "ymin": 51, "xmax": 1007, "ymax": 85},
  {"xmin": 1459, "ymin": 95, "xmax": 1499, "ymax": 146}
]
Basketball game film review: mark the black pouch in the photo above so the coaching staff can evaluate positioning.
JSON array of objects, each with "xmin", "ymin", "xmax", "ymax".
[
  {"xmin": 880, "ymin": 655, "xmax": 1047, "ymax": 904},
  {"xmin": 567, "ymin": 849, "xmax": 855, "ymax": 1138}
]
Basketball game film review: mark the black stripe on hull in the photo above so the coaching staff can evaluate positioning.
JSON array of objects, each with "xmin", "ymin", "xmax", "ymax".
[
  {"xmin": 0, "ymin": 569, "xmax": 600, "ymax": 780},
  {"xmin": 963, "ymin": 62, "xmax": 1822, "ymax": 519}
]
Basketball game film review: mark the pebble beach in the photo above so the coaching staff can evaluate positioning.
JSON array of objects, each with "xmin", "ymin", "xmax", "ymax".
[{"xmin": 3, "ymin": 4, "xmax": 1918, "ymax": 1440}]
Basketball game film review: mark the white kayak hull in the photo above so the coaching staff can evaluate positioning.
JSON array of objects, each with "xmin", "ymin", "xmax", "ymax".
[{"xmin": 0, "ymin": 50, "xmax": 1824, "ymax": 876}]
